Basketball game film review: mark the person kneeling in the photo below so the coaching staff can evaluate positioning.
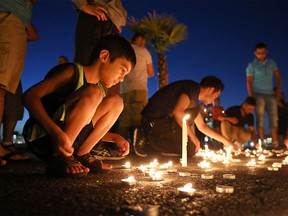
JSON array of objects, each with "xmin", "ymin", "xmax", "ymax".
[{"xmin": 22, "ymin": 35, "xmax": 136, "ymax": 177}]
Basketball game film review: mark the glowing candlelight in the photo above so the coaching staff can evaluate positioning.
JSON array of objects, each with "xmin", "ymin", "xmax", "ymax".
[
  {"xmin": 179, "ymin": 172, "xmax": 191, "ymax": 177},
  {"xmin": 122, "ymin": 162, "xmax": 131, "ymax": 169},
  {"xmin": 197, "ymin": 160, "xmax": 211, "ymax": 169},
  {"xmin": 182, "ymin": 114, "xmax": 190, "ymax": 167},
  {"xmin": 177, "ymin": 183, "xmax": 196, "ymax": 196},
  {"xmin": 149, "ymin": 170, "xmax": 163, "ymax": 181},
  {"xmin": 223, "ymin": 174, "xmax": 236, "ymax": 179},
  {"xmin": 201, "ymin": 173, "xmax": 214, "ymax": 179},
  {"xmin": 246, "ymin": 159, "xmax": 256, "ymax": 167},
  {"xmin": 272, "ymin": 162, "xmax": 282, "ymax": 168},
  {"xmin": 121, "ymin": 176, "xmax": 136, "ymax": 185},
  {"xmin": 216, "ymin": 185, "xmax": 234, "ymax": 193},
  {"xmin": 268, "ymin": 167, "xmax": 279, "ymax": 171}
]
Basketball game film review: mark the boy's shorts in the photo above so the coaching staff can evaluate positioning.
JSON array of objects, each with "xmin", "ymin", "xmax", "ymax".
[{"xmin": 23, "ymin": 116, "xmax": 93, "ymax": 162}]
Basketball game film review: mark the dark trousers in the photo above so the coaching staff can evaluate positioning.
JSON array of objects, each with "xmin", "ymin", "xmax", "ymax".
[
  {"xmin": 74, "ymin": 11, "xmax": 119, "ymax": 65},
  {"xmin": 142, "ymin": 116, "xmax": 196, "ymax": 157}
]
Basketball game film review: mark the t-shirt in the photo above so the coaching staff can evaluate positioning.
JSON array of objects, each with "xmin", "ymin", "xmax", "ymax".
[
  {"xmin": 141, "ymin": 80, "xmax": 200, "ymax": 118},
  {"xmin": 225, "ymin": 105, "xmax": 254, "ymax": 127},
  {"xmin": 0, "ymin": 0, "xmax": 33, "ymax": 27},
  {"xmin": 246, "ymin": 58, "xmax": 278, "ymax": 95},
  {"xmin": 121, "ymin": 44, "xmax": 153, "ymax": 93},
  {"xmin": 211, "ymin": 105, "xmax": 225, "ymax": 121}
]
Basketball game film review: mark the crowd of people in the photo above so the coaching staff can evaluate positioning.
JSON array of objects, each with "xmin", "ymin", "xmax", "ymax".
[{"xmin": 0, "ymin": 0, "xmax": 287, "ymax": 177}]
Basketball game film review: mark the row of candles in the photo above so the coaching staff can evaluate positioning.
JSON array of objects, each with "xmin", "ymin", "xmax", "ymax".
[
  {"xmin": 121, "ymin": 159, "xmax": 238, "ymax": 196},
  {"xmin": 121, "ymin": 146, "xmax": 288, "ymax": 196}
]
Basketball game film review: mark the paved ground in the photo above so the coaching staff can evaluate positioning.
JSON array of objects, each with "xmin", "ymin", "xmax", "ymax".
[{"xmin": 1, "ymin": 147, "xmax": 288, "ymax": 216}]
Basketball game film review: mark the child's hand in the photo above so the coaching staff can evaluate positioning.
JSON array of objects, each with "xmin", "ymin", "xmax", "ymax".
[
  {"xmin": 51, "ymin": 130, "xmax": 74, "ymax": 157},
  {"xmin": 114, "ymin": 135, "xmax": 130, "ymax": 156}
]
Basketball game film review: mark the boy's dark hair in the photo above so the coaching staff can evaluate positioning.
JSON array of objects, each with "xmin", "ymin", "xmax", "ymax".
[
  {"xmin": 200, "ymin": 76, "xmax": 224, "ymax": 93},
  {"xmin": 89, "ymin": 35, "xmax": 136, "ymax": 67},
  {"xmin": 254, "ymin": 42, "xmax": 267, "ymax": 51},
  {"xmin": 244, "ymin": 96, "xmax": 256, "ymax": 106},
  {"xmin": 58, "ymin": 55, "xmax": 68, "ymax": 61},
  {"xmin": 132, "ymin": 33, "xmax": 146, "ymax": 43}
]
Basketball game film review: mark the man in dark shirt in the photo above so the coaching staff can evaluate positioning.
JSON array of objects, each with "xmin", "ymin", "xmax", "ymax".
[
  {"xmin": 133, "ymin": 76, "xmax": 238, "ymax": 157},
  {"xmin": 219, "ymin": 96, "xmax": 258, "ymax": 149}
]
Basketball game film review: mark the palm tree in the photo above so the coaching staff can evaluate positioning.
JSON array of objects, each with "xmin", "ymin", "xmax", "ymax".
[{"xmin": 128, "ymin": 11, "xmax": 188, "ymax": 88}]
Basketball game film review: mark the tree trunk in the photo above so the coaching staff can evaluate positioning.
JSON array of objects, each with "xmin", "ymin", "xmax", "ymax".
[{"xmin": 157, "ymin": 51, "xmax": 168, "ymax": 88}]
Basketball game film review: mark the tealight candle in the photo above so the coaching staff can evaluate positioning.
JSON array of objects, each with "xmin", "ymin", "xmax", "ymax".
[
  {"xmin": 149, "ymin": 171, "xmax": 163, "ymax": 181},
  {"xmin": 177, "ymin": 183, "xmax": 196, "ymax": 196},
  {"xmin": 201, "ymin": 173, "xmax": 214, "ymax": 179},
  {"xmin": 246, "ymin": 159, "xmax": 256, "ymax": 167},
  {"xmin": 122, "ymin": 162, "xmax": 131, "ymax": 169},
  {"xmin": 167, "ymin": 167, "xmax": 178, "ymax": 173},
  {"xmin": 121, "ymin": 176, "xmax": 136, "ymax": 185},
  {"xmin": 223, "ymin": 174, "xmax": 236, "ymax": 179},
  {"xmin": 268, "ymin": 167, "xmax": 279, "ymax": 171},
  {"xmin": 179, "ymin": 172, "xmax": 191, "ymax": 177},
  {"xmin": 197, "ymin": 160, "xmax": 211, "ymax": 169},
  {"xmin": 216, "ymin": 185, "xmax": 234, "ymax": 193},
  {"xmin": 272, "ymin": 163, "xmax": 282, "ymax": 168}
]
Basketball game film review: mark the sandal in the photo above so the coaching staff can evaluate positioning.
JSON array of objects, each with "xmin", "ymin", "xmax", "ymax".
[
  {"xmin": 75, "ymin": 153, "xmax": 112, "ymax": 173},
  {"xmin": 0, "ymin": 143, "xmax": 29, "ymax": 161},
  {"xmin": 46, "ymin": 154, "xmax": 89, "ymax": 177},
  {"xmin": 0, "ymin": 157, "xmax": 7, "ymax": 166}
]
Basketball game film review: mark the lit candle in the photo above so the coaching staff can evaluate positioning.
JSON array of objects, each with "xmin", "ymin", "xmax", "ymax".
[
  {"xmin": 149, "ymin": 171, "xmax": 163, "ymax": 181},
  {"xmin": 216, "ymin": 185, "xmax": 234, "ymax": 193},
  {"xmin": 268, "ymin": 166, "xmax": 279, "ymax": 171},
  {"xmin": 122, "ymin": 162, "xmax": 131, "ymax": 169},
  {"xmin": 177, "ymin": 183, "xmax": 196, "ymax": 196},
  {"xmin": 201, "ymin": 173, "xmax": 214, "ymax": 179},
  {"xmin": 223, "ymin": 174, "xmax": 236, "ymax": 179},
  {"xmin": 246, "ymin": 159, "xmax": 256, "ymax": 167},
  {"xmin": 182, "ymin": 114, "xmax": 190, "ymax": 167},
  {"xmin": 179, "ymin": 172, "xmax": 191, "ymax": 177},
  {"xmin": 121, "ymin": 176, "xmax": 136, "ymax": 185}
]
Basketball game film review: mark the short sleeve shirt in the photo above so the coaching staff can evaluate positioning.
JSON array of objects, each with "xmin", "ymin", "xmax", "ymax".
[
  {"xmin": 246, "ymin": 58, "xmax": 278, "ymax": 95},
  {"xmin": 225, "ymin": 105, "xmax": 254, "ymax": 127},
  {"xmin": 141, "ymin": 80, "xmax": 200, "ymax": 118}
]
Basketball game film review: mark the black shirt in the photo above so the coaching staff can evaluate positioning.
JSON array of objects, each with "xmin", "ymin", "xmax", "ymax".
[
  {"xmin": 225, "ymin": 105, "xmax": 254, "ymax": 127},
  {"xmin": 142, "ymin": 80, "xmax": 200, "ymax": 118}
]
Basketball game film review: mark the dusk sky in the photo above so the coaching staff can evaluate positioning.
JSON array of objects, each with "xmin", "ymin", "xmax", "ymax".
[{"xmin": 17, "ymin": 0, "xmax": 288, "ymax": 132}]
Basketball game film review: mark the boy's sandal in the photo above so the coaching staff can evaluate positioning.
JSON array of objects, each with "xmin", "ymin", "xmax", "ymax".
[
  {"xmin": 75, "ymin": 153, "xmax": 112, "ymax": 173},
  {"xmin": 0, "ymin": 157, "xmax": 7, "ymax": 166},
  {"xmin": 46, "ymin": 154, "xmax": 89, "ymax": 177},
  {"xmin": 0, "ymin": 142, "xmax": 27, "ymax": 155}
]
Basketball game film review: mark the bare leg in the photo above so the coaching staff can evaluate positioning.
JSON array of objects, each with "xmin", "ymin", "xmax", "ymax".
[
  {"xmin": 2, "ymin": 118, "xmax": 17, "ymax": 144},
  {"xmin": 77, "ymin": 94, "xmax": 123, "ymax": 156},
  {"xmin": 257, "ymin": 127, "xmax": 265, "ymax": 146},
  {"xmin": 270, "ymin": 127, "xmax": 278, "ymax": 148}
]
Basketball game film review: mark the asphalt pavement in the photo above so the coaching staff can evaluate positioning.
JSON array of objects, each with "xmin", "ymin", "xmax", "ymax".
[{"xmin": 1, "ymin": 147, "xmax": 288, "ymax": 216}]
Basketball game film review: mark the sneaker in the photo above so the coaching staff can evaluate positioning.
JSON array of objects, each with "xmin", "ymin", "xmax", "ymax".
[
  {"xmin": 90, "ymin": 142, "xmax": 125, "ymax": 160},
  {"xmin": 133, "ymin": 128, "xmax": 147, "ymax": 157}
]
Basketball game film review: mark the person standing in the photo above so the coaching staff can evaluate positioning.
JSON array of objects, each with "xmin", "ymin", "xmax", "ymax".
[
  {"xmin": 72, "ymin": 0, "xmax": 127, "ymax": 66},
  {"xmin": 119, "ymin": 33, "xmax": 154, "ymax": 149},
  {"xmin": 0, "ymin": 0, "xmax": 37, "ymax": 162},
  {"xmin": 246, "ymin": 42, "xmax": 282, "ymax": 149}
]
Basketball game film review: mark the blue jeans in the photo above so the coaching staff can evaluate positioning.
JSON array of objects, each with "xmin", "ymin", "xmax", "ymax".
[{"xmin": 255, "ymin": 93, "xmax": 278, "ymax": 129}]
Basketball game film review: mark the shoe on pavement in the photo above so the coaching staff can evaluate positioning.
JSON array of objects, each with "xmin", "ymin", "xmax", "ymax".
[
  {"xmin": 133, "ymin": 128, "xmax": 147, "ymax": 157},
  {"xmin": 90, "ymin": 142, "xmax": 125, "ymax": 160}
]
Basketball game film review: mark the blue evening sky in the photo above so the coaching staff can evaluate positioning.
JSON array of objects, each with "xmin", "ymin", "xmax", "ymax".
[{"xmin": 17, "ymin": 0, "xmax": 288, "ymax": 132}]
